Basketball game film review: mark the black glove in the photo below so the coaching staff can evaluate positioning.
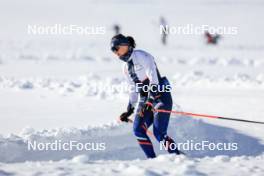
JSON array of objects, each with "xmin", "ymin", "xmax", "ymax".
[
  {"xmin": 119, "ymin": 104, "xmax": 134, "ymax": 122},
  {"xmin": 140, "ymin": 85, "xmax": 162, "ymax": 116}
]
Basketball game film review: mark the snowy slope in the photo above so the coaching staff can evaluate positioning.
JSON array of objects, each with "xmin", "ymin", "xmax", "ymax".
[
  {"xmin": 0, "ymin": 0, "xmax": 264, "ymax": 175},
  {"xmin": 0, "ymin": 117, "xmax": 263, "ymax": 175},
  {"xmin": 0, "ymin": 154, "xmax": 263, "ymax": 176},
  {"xmin": 0, "ymin": 117, "xmax": 263, "ymax": 163}
]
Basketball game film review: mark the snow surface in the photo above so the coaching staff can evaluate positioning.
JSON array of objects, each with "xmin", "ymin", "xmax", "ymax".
[{"xmin": 0, "ymin": 0, "xmax": 264, "ymax": 175}]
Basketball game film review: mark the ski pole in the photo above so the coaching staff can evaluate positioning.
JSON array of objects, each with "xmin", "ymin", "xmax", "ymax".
[{"xmin": 154, "ymin": 109, "xmax": 264, "ymax": 124}]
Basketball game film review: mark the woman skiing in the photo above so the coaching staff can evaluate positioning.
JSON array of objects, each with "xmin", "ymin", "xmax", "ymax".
[{"xmin": 111, "ymin": 34, "xmax": 180, "ymax": 158}]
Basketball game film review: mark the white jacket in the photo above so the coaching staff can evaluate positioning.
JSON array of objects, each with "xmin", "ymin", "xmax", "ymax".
[{"xmin": 123, "ymin": 49, "xmax": 160, "ymax": 108}]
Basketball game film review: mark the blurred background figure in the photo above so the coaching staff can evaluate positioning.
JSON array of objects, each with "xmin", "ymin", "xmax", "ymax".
[
  {"xmin": 204, "ymin": 31, "xmax": 221, "ymax": 45},
  {"xmin": 113, "ymin": 24, "xmax": 121, "ymax": 35},
  {"xmin": 160, "ymin": 16, "xmax": 168, "ymax": 45}
]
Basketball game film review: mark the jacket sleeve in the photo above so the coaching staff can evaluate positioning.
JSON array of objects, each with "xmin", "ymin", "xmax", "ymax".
[
  {"xmin": 140, "ymin": 52, "xmax": 159, "ymax": 85},
  {"xmin": 137, "ymin": 51, "xmax": 160, "ymax": 99}
]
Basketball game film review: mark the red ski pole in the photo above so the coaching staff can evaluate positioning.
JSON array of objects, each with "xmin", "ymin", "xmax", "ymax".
[{"xmin": 154, "ymin": 109, "xmax": 264, "ymax": 124}]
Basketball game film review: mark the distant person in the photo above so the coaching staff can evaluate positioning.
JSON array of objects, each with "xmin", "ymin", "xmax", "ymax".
[
  {"xmin": 160, "ymin": 17, "xmax": 168, "ymax": 45},
  {"xmin": 205, "ymin": 31, "xmax": 221, "ymax": 45},
  {"xmin": 113, "ymin": 24, "xmax": 121, "ymax": 35},
  {"xmin": 110, "ymin": 34, "xmax": 182, "ymax": 158}
]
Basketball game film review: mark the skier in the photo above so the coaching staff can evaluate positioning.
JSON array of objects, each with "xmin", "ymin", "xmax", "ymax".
[
  {"xmin": 111, "ymin": 34, "xmax": 181, "ymax": 158},
  {"xmin": 113, "ymin": 24, "xmax": 121, "ymax": 35},
  {"xmin": 160, "ymin": 16, "xmax": 168, "ymax": 45},
  {"xmin": 204, "ymin": 31, "xmax": 221, "ymax": 45}
]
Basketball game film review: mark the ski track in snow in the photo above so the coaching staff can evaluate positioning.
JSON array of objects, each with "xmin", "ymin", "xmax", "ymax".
[
  {"xmin": 0, "ymin": 117, "xmax": 263, "ymax": 163},
  {"xmin": 0, "ymin": 118, "xmax": 263, "ymax": 175}
]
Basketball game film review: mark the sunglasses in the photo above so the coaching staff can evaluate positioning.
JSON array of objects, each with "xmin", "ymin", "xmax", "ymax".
[{"xmin": 111, "ymin": 46, "xmax": 120, "ymax": 52}]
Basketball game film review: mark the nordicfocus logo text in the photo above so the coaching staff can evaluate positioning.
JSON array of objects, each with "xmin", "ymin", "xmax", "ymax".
[
  {"xmin": 135, "ymin": 83, "xmax": 171, "ymax": 93},
  {"xmin": 160, "ymin": 140, "xmax": 238, "ymax": 151},
  {"xmin": 27, "ymin": 24, "xmax": 106, "ymax": 36},
  {"xmin": 27, "ymin": 140, "xmax": 106, "ymax": 151},
  {"xmin": 160, "ymin": 24, "xmax": 238, "ymax": 35}
]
